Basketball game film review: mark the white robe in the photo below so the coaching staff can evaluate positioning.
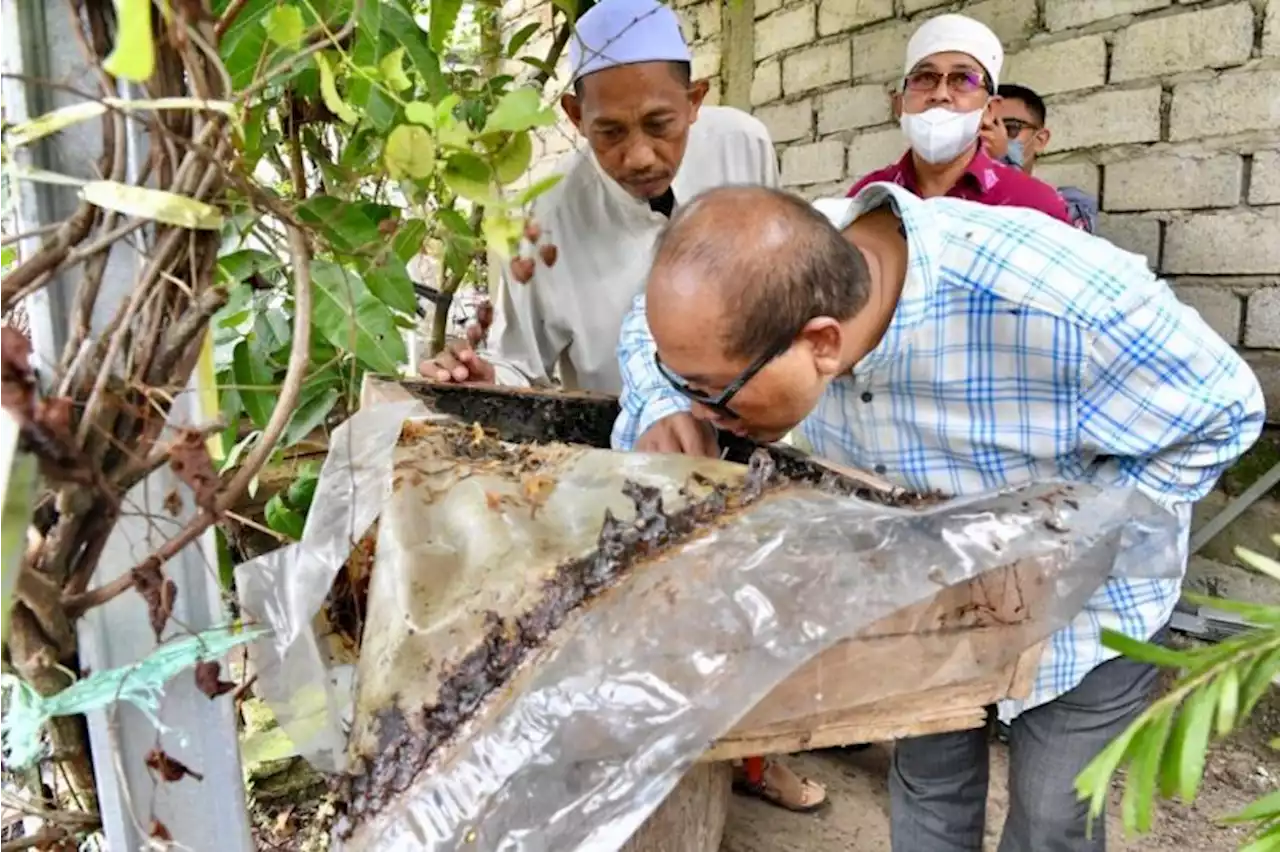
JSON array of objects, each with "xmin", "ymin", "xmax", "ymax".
[{"xmin": 486, "ymin": 106, "xmax": 779, "ymax": 394}]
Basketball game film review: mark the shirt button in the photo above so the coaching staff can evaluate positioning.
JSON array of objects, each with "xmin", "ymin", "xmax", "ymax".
[
  {"xmin": 874, "ymin": 464, "xmax": 887, "ymax": 474},
  {"xmin": 861, "ymin": 391, "xmax": 874, "ymax": 403}
]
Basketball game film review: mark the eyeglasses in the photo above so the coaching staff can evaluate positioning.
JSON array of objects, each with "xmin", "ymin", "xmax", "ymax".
[
  {"xmin": 904, "ymin": 69, "xmax": 987, "ymax": 94},
  {"xmin": 653, "ymin": 335, "xmax": 795, "ymax": 419},
  {"xmin": 1000, "ymin": 118, "xmax": 1041, "ymax": 137}
]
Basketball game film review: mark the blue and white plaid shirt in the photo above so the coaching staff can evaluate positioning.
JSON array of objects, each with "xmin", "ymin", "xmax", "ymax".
[{"xmin": 612, "ymin": 183, "xmax": 1266, "ymax": 719}]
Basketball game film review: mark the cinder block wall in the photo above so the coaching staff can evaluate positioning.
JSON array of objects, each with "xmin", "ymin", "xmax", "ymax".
[{"xmin": 508, "ymin": 0, "xmax": 1280, "ymax": 418}]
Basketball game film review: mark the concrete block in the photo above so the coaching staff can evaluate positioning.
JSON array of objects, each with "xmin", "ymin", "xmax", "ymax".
[
  {"xmin": 1048, "ymin": 88, "xmax": 1162, "ymax": 152},
  {"xmin": 752, "ymin": 60, "xmax": 782, "ymax": 107},
  {"xmin": 781, "ymin": 140, "xmax": 845, "ymax": 186},
  {"xmin": 1250, "ymin": 150, "xmax": 1280, "ymax": 205},
  {"xmin": 1044, "ymin": 0, "xmax": 1170, "ymax": 32},
  {"xmin": 692, "ymin": 43, "xmax": 721, "ymax": 80},
  {"xmin": 1111, "ymin": 3, "xmax": 1254, "ymax": 82},
  {"xmin": 703, "ymin": 76, "xmax": 722, "ymax": 106},
  {"xmin": 1242, "ymin": 351, "xmax": 1280, "ymax": 424},
  {"xmin": 1105, "ymin": 154, "xmax": 1243, "ymax": 211},
  {"xmin": 1097, "ymin": 213, "xmax": 1162, "ymax": 268},
  {"xmin": 818, "ymin": 84, "xmax": 892, "ymax": 135},
  {"xmin": 1266, "ymin": 0, "xmax": 1280, "ymax": 58},
  {"xmin": 964, "ymin": 0, "xmax": 1039, "ymax": 44},
  {"xmin": 754, "ymin": 0, "xmax": 782, "ymax": 18},
  {"xmin": 1165, "ymin": 208, "xmax": 1280, "ymax": 275},
  {"xmin": 1245, "ymin": 288, "xmax": 1280, "ymax": 348},
  {"xmin": 1004, "ymin": 37, "xmax": 1107, "ymax": 96},
  {"xmin": 798, "ymin": 179, "xmax": 855, "ymax": 201},
  {"xmin": 1172, "ymin": 285, "xmax": 1242, "ymax": 344},
  {"xmin": 903, "ymin": 0, "xmax": 950, "ymax": 12},
  {"xmin": 818, "ymin": 0, "xmax": 894, "ymax": 36},
  {"xmin": 1034, "ymin": 161, "xmax": 1100, "ymax": 198},
  {"xmin": 1171, "ymin": 70, "xmax": 1280, "ymax": 142},
  {"xmin": 755, "ymin": 99, "xmax": 814, "ymax": 143},
  {"xmin": 693, "ymin": 2, "xmax": 721, "ymax": 42},
  {"xmin": 852, "ymin": 20, "xmax": 916, "ymax": 82},
  {"xmin": 783, "ymin": 42, "xmax": 852, "ymax": 95},
  {"xmin": 847, "ymin": 125, "xmax": 907, "ymax": 181},
  {"xmin": 754, "ymin": 6, "xmax": 815, "ymax": 61}
]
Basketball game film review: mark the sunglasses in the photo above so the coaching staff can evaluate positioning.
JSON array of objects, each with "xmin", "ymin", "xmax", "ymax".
[
  {"xmin": 904, "ymin": 69, "xmax": 988, "ymax": 94},
  {"xmin": 653, "ymin": 335, "xmax": 795, "ymax": 419}
]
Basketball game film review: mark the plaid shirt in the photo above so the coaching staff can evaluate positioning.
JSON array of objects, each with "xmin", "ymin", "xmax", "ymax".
[{"xmin": 613, "ymin": 183, "xmax": 1265, "ymax": 718}]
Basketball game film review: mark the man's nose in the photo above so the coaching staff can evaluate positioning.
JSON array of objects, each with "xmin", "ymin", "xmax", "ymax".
[
  {"xmin": 623, "ymin": 139, "xmax": 658, "ymax": 172},
  {"xmin": 925, "ymin": 77, "xmax": 954, "ymax": 106}
]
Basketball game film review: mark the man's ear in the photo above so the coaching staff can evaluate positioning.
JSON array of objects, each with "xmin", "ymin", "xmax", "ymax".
[
  {"xmin": 799, "ymin": 317, "xmax": 844, "ymax": 377},
  {"xmin": 890, "ymin": 91, "xmax": 903, "ymax": 119},
  {"xmin": 561, "ymin": 92, "xmax": 584, "ymax": 133},
  {"xmin": 687, "ymin": 78, "xmax": 710, "ymax": 118},
  {"xmin": 1032, "ymin": 127, "xmax": 1051, "ymax": 155}
]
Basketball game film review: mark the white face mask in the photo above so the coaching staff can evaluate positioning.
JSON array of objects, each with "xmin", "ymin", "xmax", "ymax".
[{"xmin": 899, "ymin": 107, "xmax": 984, "ymax": 165}]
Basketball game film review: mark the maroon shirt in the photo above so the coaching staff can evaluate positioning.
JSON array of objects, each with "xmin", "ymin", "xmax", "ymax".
[{"xmin": 847, "ymin": 147, "xmax": 1074, "ymax": 226}]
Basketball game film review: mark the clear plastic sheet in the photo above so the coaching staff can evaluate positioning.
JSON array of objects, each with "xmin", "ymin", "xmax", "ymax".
[
  {"xmin": 233, "ymin": 400, "xmax": 424, "ymax": 772},
  {"xmin": 334, "ymin": 428, "xmax": 1182, "ymax": 850}
]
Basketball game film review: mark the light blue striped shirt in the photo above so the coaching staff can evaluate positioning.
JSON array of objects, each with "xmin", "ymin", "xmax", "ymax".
[{"xmin": 612, "ymin": 183, "xmax": 1266, "ymax": 717}]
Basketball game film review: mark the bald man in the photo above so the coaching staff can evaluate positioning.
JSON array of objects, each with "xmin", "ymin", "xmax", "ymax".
[{"xmin": 619, "ymin": 185, "xmax": 1264, "ymax": 851}]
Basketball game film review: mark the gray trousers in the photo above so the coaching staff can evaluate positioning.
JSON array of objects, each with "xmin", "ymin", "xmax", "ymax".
[{"xmin": 889, "ymin": 645, "xmax": 1161, "ymax": 852}]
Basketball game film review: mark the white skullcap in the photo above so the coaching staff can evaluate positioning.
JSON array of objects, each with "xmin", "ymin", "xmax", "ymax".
[
  {"xmin": 903, "ymin": 14, "xmax": 1004, "ymax": 90},
  {"xmin": 570, "ymin": 0, "xmax": 692, "ymax": 83}
]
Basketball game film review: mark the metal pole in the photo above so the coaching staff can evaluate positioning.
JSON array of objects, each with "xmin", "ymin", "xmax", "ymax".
[
  {"xmin": 2, "ymin": 2, "xmax": 253, "ymax": 848},
  {"xmin": 1189, "ymin": 461, "xmax": 1280, "ymax": 555}
]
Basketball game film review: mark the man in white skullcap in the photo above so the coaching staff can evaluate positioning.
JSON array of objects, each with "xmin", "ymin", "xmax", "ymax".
[
  {"xmin": 419, "ymin": 0, "xmax": 824, "ymax": 813},
  {"xmin": 845, "ymin": 14, "xmax": 1071, "ymax": 224}
]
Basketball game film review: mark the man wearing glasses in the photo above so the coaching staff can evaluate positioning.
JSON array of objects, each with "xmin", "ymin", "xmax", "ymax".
[
  {"xmin": 845, "ymin": 15, "xmax": 1072, "ymax": 224},
  {"xmin": 987, "ymin": 83, "xmax": 1099, "ymax": 233},
  {"xmin": 623, "ymin": 183, "xmax": 1264, "ymax": 851}
]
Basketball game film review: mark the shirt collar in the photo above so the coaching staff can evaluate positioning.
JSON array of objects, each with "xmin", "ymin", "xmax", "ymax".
[
  {"xmin": 893, "ymin": 145, "xmax": 1002, "ymax": 197},
  {"xmin": 838, "ymin": 183, "xmax": 945, "ymax": 374}
]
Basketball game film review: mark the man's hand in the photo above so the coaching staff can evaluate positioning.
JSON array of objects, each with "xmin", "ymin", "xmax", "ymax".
[
  {"xmin": 635, "ymin": 413, "xmax": 719, "ymax": 457},
  {"xmin": 418, "ymin": 320, "xmax": 496, "ymax": 384},
  {"xmin": 980, "ymin": 114, "xmax": 1010, "ymax": 160}
]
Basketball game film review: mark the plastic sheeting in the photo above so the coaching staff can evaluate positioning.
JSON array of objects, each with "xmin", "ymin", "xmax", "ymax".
[{"xmin": 238, "ymin": 401, "xmax": 1184, "ymax": 852}]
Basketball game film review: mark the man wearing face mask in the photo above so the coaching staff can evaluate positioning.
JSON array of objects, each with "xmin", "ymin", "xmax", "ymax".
[
  {"xmin": 845, "ymin": 15, "xmax": 1071, "ymax": 225},
  {"xmin": 985, "ymin": 83, "xmax": 1099, "ymax": 233}
]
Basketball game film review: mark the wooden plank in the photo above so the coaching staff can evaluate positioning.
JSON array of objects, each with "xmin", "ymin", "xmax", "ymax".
[{"xmin": 621, "ymin": 762, "xmax": 732, "ymax": 852}]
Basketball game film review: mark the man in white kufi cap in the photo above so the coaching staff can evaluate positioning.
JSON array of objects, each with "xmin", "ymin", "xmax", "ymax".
[
  {"xmin": 420, "ymin": 0, "xmax": 825, "ymax": 813},
  {"xmin": 844, "ymin": 14, "xmax": 1072, "ymax": 223}
]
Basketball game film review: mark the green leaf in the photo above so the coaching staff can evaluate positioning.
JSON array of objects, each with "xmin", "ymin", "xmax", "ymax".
[
  {"xmin": 1237, "ymin": 827, "xmax": 1280, "ymax": 852},
  {"xmin": 1121, "ymin": 713, "xmax": 1175, "ymax": 834},
  {"xmin": 264, "ymin": 4, "xmax": 306, "ymax": 49},
  {"xmin": 216, "ymin": 249, "xmax": 283, "ymax": 286},
  {"xmin": 520, "ymin": 56, "xmax": 555, "ymax": 78},
  {"xmin": 493, "ymin": 131, "xmax": 534, "ymax": 185},
  {"xmin": 1217, "ymin": 665, "xmax": 1240, "ymax": 738},
  {"xmin": 281, "ymin": 386, "xmax": 339, "ymax": 448},
  {"xmin": 1101, "ymin": 628, "xmax": 1194, "ymax": 669},
  {"xmin": 393, "ymin": 220, "xmax": 428, "ymax": 263},
  {"xmin": 384, "ymin": 124, "xmax": 437, "ymax": 180},
  {"xmin": 1182, "ymin": 593, "xmax": 1280, "ymax": 625},
  {"xmin": 379, "ymin": 47, "xmax": 413, "ymax": 92},
  {"xmin": 429, "ymin": 0, "xmax": 465, "ymax": 53},
  {"xmin": 482, "ymin": 213, "xmax": 524, "ymax": 257},
  {"xmin": 103, "ymin": 0, "xmax": 155, "ymax": 82},
  {"xmin": 1076, "ymin": 729, "xmax": 1136, "ymax": 825},
  {"xmin": 443, "ymin": 152, "xmax": 495, "ymax": 203},
  {"xmin": 483, "ymin": 88, "xmax": 557, "ymax": 135},
  {"xmin": 404, "ymin": 101, "xmax": 436, "ymax": 127},
  {"xmin": 1160, "ymin": 680, "xmax": 1217, "ymax": 803},
  {"xmin": 1240, "ymin": 648, "xmax": 1280, "ymax": 717},
  {"xmin": 551, "ymin": 0, "xmax": 580, "ymax": 20},
  {"xmin": 1223, "ymin": 790, "xmax": 1280, "ymax": 825},
  {"xmin": 1237, "ymin": 544, "xmax": 1280, "ymax": 582},
  {"xmin": 265, "ymin": 493, "xmax": 306, "ymax": 540},
  {"xmin": 296, "ymin": 196, "xmax": 386, "ymax": 255},
  {"xmin": 516, "ymin": 173, "xmax": 564, "ymax": 206},
  {"xmin": 316, "ymin": 53, "xmax": 359, "ymax": 125},
  {"xmin": 287, "ymin": 466, "xmax": 321, "ymax": 511},
  {"xmin": 310, "ymin": 260, "xmax": 407, "ymax": 375},
  {"xmin": 380, "ymin": 2, "xmax": 446, "ymax": 101},
  {"xmin": 81, "ymin": 181, "xmax": 223, "ymax": 230},
  {"xmin": 231, "ymin": 342, "xmax": 278, "ymax": 430},
  {"xmin": 437, "ymin": 208, "xmax": 474, "ymax": 237},
  {"xmin": 507, "ymin": 22, "xmax": 541, "ymax": 57}
]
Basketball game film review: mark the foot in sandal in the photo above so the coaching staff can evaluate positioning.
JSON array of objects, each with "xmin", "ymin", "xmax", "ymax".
[{"xmin": 732, "ymin": 758, "xmax": 827, "ymax": 813}]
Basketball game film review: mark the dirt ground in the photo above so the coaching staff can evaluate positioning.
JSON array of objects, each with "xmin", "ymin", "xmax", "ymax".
[{"xmin": 722, "ymin": 688, "xmax": 1280, "ymax": 852}]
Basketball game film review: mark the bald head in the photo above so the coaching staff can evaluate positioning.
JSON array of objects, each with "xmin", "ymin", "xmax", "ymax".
[{"xmin": 648, "ymin": 186, "xmax": 873, "ymax": 360}]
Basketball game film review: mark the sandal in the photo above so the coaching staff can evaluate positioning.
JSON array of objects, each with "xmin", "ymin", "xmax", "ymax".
[{"xmin": 732, "ymin": 759, "xmax": 828, "ymax": 813}]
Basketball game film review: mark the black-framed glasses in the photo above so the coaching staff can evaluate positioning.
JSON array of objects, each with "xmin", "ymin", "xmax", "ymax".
[
  {"xmin": 904, "ymin": 69, "xmax": 987, "ymax": 94},
  {"xmin": 653, "ymin": 335, "xmax": 794, "ymax": 419},
  {"xmin": 1000, "ymin": 118, "xmax": 1040, "ymax": 137}
]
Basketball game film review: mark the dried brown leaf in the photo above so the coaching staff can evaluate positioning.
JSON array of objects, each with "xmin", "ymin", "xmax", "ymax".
[
  {"xmin": 169, "ymin": 427, "xmax": 218, "ymax": 511},
  {"xmin": 145, "ymin": 748, "xmax": 203, "ymax": 783},
  {"xmin": 132, "ymin": 558, "xmax": 177, "ymax": 639},
  {"xmin": 149, "ymin": 819, "xmax": 173, "ymax": 840},
  {"xmin": 193, "ymin": 660, "xmax": 235, "ymax": 699},
  {"xmin": 163, "ymin": 488, "xmax": 183, "ymax": 517}
]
